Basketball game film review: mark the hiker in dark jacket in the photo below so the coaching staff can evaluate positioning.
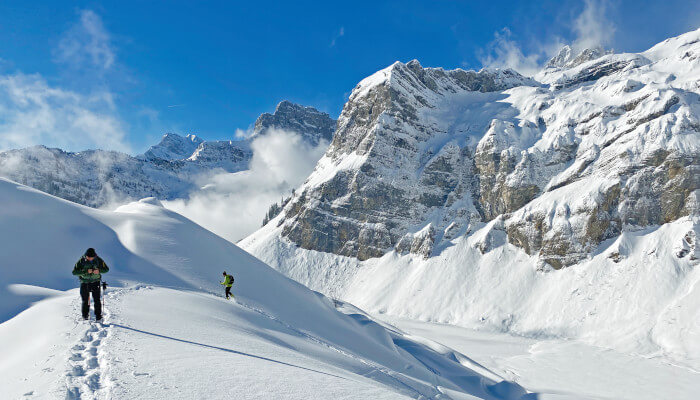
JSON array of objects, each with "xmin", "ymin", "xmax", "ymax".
[{"xmin": 72, "ymin": 248, "xmax": 109, "ymax": 321}]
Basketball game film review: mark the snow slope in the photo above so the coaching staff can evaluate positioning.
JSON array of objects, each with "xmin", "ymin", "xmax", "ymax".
[
  {"xmin": 0, "ymin": 178, "xmax": 540, "ymax": 400},
  {"xmin": 242, "ymin": 211, "xmax": 700, "ymax": 371},
  {"xmin": 376, "ymin": 315, "xmax": 699, "ymax": 400}
]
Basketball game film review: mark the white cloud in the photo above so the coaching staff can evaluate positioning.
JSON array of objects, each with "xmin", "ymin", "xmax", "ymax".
[
  {"xmin": 0, "ymin": 10, "xmax": 136, "ymax": 153},
  {"xmin": 478, "ymin": 28, "xmax": 544, "ymax": 76},
  {"xmin": 0, "ymin": 72, "xmax": 129, "ymax": 152},
  {"xmin": 572, "ymin": 0, "xmax": 616, "ymax": 52},
  {"xmin": 234, "ymin": 127, "xmax": 255, "ymax": 139},
  {"xmin": 478, "ymin": 0, "xmax": 616, "ymax": 75},
  {"xmin": 163, "ymin": 130, "xmax": 328, "ymax": 242},
  {"xmin": 55, "ymin": 10, "xmax": 115, "ymax": 70}
]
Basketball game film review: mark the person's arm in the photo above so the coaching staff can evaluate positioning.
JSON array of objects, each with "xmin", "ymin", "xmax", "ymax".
[
  {"xmin": 72, "ymin": 260, "xmax": 85, "ymax": 277},
  {"xmin": 99, "ymin": 259, "xmax": 109, "ymax": 274}
]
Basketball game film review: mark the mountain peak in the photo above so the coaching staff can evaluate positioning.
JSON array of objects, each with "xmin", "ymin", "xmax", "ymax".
[
  {"xmin": 253, "ymin": 101, "xmax": 336, "ymax": 145},
  {"xmin": 546, "ymin": 45, "xmax": 613, "ymax": 69},
  {"xmin": 349, "ymin": 59, "xmax": 536, "ymax": 106},
  {"xmin": 143, "ymin": 133, "xmax": 204, "ymax": 161}
]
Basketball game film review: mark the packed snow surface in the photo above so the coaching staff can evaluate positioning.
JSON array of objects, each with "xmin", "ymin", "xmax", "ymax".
[{"xmin": 1, "ymin": 178, "xmax": 546, "ymax": 399}]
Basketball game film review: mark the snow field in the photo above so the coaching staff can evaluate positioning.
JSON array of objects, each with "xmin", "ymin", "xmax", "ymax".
[{"xmin": 0, "ymin": 178, "xmax": 537, "ymax": 399}]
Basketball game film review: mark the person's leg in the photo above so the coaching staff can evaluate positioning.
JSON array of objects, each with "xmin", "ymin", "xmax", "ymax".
[
  {"xmin": 91, "ymin": 282, "xmax": 102, "ymax": 320},
  {"xmin": 225, "ymin": 286, "xmax": 231, "ymax": 299},
  {"xmin": 80, "ymin": 283, "xmax": 90, "ymax": 319}
]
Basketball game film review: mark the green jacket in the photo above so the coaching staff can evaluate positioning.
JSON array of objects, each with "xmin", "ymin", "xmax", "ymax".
[
  {"xmin": 72, "ymin": 256, "xmax": 109, "ymax": 283},
  {"xmin": 220, "ymin": 274, "xmax": 233, "ymax": 288}
]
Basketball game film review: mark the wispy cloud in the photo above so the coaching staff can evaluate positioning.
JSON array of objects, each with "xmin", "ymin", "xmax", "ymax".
[
  {"xmin": 330, "ymin": 26, "xmax": 345, "ymax": 47},
  {"xmin": 478, "ymin": 0, "xmax": 616, "ymax": 75},
  {"xmin": 0, "ymin": 72, "xmax": 129, "ymax": 152},
  {"xmin": 54, "ymin": 10, "xmax": 116, "ymax": 71},
  {"xmin": 234, "ymin": 127, "xmax": 255, "ymax": 139},
  {"xmin": 0, "ymin": 10, "xmax": 133, "ymax": 153},
  {"xmin": 477, "ymin": 28, "xmax": 545, "ymax": 76},
  {"xmin": 572, "ymin": 0, "xmax": 616, "ymax": 52}
]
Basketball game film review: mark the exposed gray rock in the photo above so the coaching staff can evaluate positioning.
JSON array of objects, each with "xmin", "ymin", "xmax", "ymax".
[
  {"xmin": 279, "ymin": 60, "xmax": 534, "ymax": 260},
  {"xmin": 254, "ymin": 100, "xmax": 336, "ymax": 146}
]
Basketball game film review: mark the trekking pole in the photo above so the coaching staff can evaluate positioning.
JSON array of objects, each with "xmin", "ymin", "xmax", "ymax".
[{"xmin": 101, "ymin": 281, "xmax": 108, "ymax": 316}]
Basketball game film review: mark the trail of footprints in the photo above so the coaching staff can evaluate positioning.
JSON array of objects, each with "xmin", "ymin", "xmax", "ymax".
[{"xmin": 65, "ymin": 307, "xmax": 112, "ymax": 399}]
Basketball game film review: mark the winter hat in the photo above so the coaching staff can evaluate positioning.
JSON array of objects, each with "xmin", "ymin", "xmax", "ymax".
[{"xmin": 85, "ymin": 248, "xmax": 97, "ymax": 257}]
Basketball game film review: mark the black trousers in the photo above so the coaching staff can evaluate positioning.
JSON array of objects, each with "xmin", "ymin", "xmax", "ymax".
[
  {"xmin": 80, "ymin": 281, "xmax": 102, "ymax": 319},
  {"xmin": 225, "ymin": 286, "xmax": 233, "ymax": 298}
]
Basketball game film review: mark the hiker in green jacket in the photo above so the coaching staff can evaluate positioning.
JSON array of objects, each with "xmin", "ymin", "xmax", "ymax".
[
  {"xmin": 220, "ymin": 271, "xmax": 234, "ymax": 300},
  {"xmin": 72, "ymin": 248, "xmax": 109, "ymax": 321}
]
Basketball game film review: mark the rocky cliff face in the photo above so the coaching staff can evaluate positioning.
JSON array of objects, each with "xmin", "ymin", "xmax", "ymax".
[
  {"xmin": 265, "ymin": 29, "xmax": 700, "ymax": 269},
  {"xmin": 253, "ymin": 100, "xmax": 336, "ymax": 146},
  {"xmin": 0, "ymin": 101, "xmax": 335, "ymax": 207}
]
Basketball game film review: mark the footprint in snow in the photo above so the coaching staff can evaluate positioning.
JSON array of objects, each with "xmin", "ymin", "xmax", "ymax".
[
  {"xmin": 68, "ymin": 365, "xmax": 85, "ymax": 377},
  {"xmin": 65, "ymin": 302, "xmax": 114, "ymax": 399}
]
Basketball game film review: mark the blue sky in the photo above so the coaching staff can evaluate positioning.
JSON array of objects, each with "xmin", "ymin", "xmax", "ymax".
[{"xmin": 0, "ymin": 0, "xmax": 697, "ymax": 153}]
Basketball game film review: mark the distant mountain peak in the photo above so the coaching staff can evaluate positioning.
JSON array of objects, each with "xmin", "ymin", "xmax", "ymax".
[
  {"xmin": 253, "ymin": 100, "xmax": 336, "ymax": 145},
  {"xmin": 143, "ymin": 133, "xmax": 204, "ymax": 161},
  {"xmin": 546, "ymin": 45, "xmax": 613, "ymax": 69}
]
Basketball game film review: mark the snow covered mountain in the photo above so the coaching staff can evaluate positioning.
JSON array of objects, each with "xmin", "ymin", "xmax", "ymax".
[
  {"xmin": 241, "ymin": 28, "xmax": 700, "ymax": 368},
  {"xmin": 141, "ymin": 133, "xmax": 205, "ymax": 161},
  {"xmin": 0, "ymin": 101, "xmax": 336, "ymax": 207},
  {"xmin": 0, "ymin": 177, "xmax": 540, "ymax": 399},
  {"xmin": 248, "ymin": 29, "xmax": 699, "ymax": 266}
]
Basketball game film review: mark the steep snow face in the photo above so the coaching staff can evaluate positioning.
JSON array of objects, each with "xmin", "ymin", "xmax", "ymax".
[
  {"xmin": 0, "ymin": 101, "xmax": 335, "ymax": 208},
  {"xmin": 0, "ymin": 178, "xmax": 536, "ymax": 400},
  {"xmin": 259, "ymin": 29, "xmax": 700, "ymax": 269}
]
